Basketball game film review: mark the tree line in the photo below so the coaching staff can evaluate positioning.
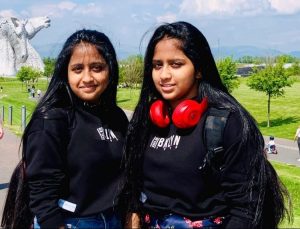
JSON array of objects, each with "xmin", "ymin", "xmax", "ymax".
[{"xmin": 16, "ymin": 54, "xmax": 300, "ymax": 127}]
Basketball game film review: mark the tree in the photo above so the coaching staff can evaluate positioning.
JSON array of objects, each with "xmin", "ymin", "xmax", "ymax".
[
  {"xmin": 16, "ymin": 66, "xmax": 43, "ymax": 89},
  {"xmin": 286, "ymin": 61, "xmax": 300, "ymax": 76},
  {"xmin": 43, "ymin": 57, "xmax": 56, "ymax": 82},
  {"xmin": 275, "ymin": 54, "xmax": 297, "ymax": 64},
  {"xmin": 16, "ymin": 66, "xmax": 31, "ymax": 87},
  {"xmin": 216, "ymin": 57, "xmax": 239, "ymax": 93},
  {"xmin": 247, "ymin": 62, "xmax": 294, "ymax": 127},
  {"xmin": 237, "ymin": 56, "xmax": 265, "ymax": 64},
  {"xmin": 119, "ymin": 55, "xmax": 143, "ymax": 88}
]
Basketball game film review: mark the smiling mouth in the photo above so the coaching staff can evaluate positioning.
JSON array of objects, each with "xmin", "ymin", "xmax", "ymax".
[
  {"xmin": 80, "ymin": 85, "xmax": 97, "ymax": 92},
  {"xmin": 160, "ymin": 84, "xmax": 175, "ymax": 92}
]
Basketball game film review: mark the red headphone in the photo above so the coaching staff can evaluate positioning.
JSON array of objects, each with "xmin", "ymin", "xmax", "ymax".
[{"xmin": 149, "ymin": 97, "xmax": 208, "ymax": 129}]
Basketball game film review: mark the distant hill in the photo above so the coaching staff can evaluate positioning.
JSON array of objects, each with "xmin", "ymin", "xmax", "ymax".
[
  {"xmin": 33, "ymin": 43, "xmax": 63, "ymax": 58},
  {"xmin": 33, "ymin": 43, "xmax": 300, "ymax": 60},
  {"xmin": 289, "ymin": 51, "xmax": 300, "ymax": 58},
  {"xmin": 211, "ymin": 45, "xmax": 300, "ymax": 59}
]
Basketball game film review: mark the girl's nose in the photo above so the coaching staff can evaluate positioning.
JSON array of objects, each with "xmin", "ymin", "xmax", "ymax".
[
  {"xmin": 160, "ymin": 67, "xmax": 172, "ymax": 80},
  {"xmin": 82, "ymin": 70, "xmax": 93, "ymax": 82}
]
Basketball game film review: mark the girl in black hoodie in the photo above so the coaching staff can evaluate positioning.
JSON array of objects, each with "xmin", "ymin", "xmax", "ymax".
[
  {"xmin": 2, "ymin": 29, "xmax": 128, "ymax": 229},
  {"xmin": 119, "ymin": 21, "xmax": 291, "ymax": 229}
]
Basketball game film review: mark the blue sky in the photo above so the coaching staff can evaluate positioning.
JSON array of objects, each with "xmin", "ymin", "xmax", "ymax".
[{"xmin": 1, "ymin": 0, "xmax": 300, "ymax": 58}]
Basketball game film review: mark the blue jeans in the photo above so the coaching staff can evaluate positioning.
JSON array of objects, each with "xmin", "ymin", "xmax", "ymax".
[{"xmin": 34, "ymin": 211, "xmax": 121, "ymax": 229}]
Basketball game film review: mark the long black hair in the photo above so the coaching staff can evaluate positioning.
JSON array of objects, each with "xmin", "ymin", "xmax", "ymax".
[
  {"xmin": 1, "ymin": 29, "xmax": 119, "ymax": 229},
  {"xmin": 119, "ymin": 21, "xmax": 291, "ymax": 228}
]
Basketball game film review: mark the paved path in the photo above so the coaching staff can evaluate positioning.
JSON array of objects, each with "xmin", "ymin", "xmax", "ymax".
[
  {"xmin": 0, "ymin": 127, "xmax": 22, "ymax": 218},
  {"xmin": 1, "ymin": 115, "xmax": 300, "ymax": 219},
  {"xmin": 263, "ymin": 136, "xmax": 300, "ymax": 166}
]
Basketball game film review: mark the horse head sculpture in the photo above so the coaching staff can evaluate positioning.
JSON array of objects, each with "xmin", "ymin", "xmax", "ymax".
[
  {"xmin": 0, "ymin": 17, "xmax": 28, "ymax": 75},
  {"xmin": 25, "ymin": 16, "xmax": 50, "ymax": 40},
  {"xmin": 10, "ymin": 17, "xmax": 28, "ymax": 64},
  {"xmin": 0, "ymin": 16, "xmax": 51, "ymax": 76}
]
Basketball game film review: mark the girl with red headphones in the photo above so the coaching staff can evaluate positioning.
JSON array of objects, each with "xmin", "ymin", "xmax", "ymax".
[{"xmin": 119, "ymin": 22, "xmax": 291, "ymax": 229}]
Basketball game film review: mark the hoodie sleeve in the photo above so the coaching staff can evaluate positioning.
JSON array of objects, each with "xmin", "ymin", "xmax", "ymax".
[
  {"xmin": 220, "ymin": 111, "xmax": 258, "ymax": 228},
  {"xmin": 25, "ymin": 110, "xmax": 70, "ymax": 228}
]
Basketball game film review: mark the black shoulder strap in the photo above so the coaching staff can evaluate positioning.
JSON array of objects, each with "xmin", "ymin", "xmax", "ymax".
[
  {"xmin": 199, "ymin": 108, "xmax": 230, "ymax": 171},
  {"xmin": 205, "ymin": 108, "xmax": 230, "ymax": 152}
]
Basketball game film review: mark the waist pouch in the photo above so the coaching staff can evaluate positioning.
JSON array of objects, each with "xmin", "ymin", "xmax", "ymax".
[{"xmin": 144, "ymin": 213, "xmax": 225, "ymax": 228}]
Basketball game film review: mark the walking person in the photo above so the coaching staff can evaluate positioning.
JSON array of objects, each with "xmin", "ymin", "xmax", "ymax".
[
  {"xmin": 37, "ymin": 89, "xmax": 41, "ymax": 98},
  {"xmin": 2, "ymin": 29, "xmax": 128, "ymax": 229},
  {"xmin": 119, "ymin": 21, "xmax": 291, "ymax": 228},
  {"xmin": 294, "ymin": 125, "xmax": 300, "ymax": 161}
]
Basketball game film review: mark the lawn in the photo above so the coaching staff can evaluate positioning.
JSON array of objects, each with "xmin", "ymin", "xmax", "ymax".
[
  {"xmin": 232, "ymin": 78, "xmax": 300, "ymax": 140},
  {"xmin": 271, "ymin": 161, "xmax": 300, "ymax": 228},
  {"xmin": 1, "ymin": 77, "xmax": 300, "ymax": 227},
  {"xmin": 0, "ymin": 77, "xmax": 48, "ymax": 135}
]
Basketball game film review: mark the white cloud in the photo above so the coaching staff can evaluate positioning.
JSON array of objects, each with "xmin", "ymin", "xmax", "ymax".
[
  {"xmin": 179, "ymin": 0, "xmax": 265, "ymax": 16},
  {"xmin": 130, "ymin": 12, "xmax": 155, "ymax": 23},
  {"xmin": 0, "ymin": 9, "xmax": 19, "ymax": 18},
  {"xmin": 57, "ymin": 1, "xmax": 77, "ymax": 10},
  {"xmin": 268, "ymin": 0, "xmax": 300, "ymax": 14},
  {"xmin": 73, "ymin": 3, "xmax": 103, "ymax": 15},
  {"xmin": 28, "ymin": 1, "xmax": 77, "ymax": 18},
  {"xmin": 179, "ymin": 0, "xmax": 300, "ymax": 16},
  {"xmin": 156, "ymin": 13, "xmax": 177, "ymax": 23},
  {"xmin": 26, "ymin": 1, "xmax": 104, "ymax": 18}
]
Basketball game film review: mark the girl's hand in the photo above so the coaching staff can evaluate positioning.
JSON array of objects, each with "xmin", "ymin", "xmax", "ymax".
[{"xmin": 125, "ymin": 213, "xmax": 140, "ymax": 229}]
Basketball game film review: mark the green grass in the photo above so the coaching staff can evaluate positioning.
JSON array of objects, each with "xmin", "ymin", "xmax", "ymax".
[
  {"xmin": 0, "ymin": 77, "xmax": 48, "ymax": 135},
  {"xmin": 232, "ymin": 78, "xmax": 300, "ymax": 140},
  {"xmin": 116, "ymin": 87, "xmax": 140, "ymax": 110},
  {"xmin": 271, "ymin": 161, "xmax": 300, "ymax": 228}
]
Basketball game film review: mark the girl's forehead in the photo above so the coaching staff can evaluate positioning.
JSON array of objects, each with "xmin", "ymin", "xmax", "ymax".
[
  {"xmin": 70, "ymin": 42, "xmax": 103, "ymax": 60},
  {"xmin": 153, "ymin": 38, "xmax": 185, "ymax": 58}
]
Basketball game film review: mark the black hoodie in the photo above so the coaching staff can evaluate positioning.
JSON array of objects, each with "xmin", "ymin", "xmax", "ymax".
[{"xmin": 25, "ymin": 104, "xmax": 128, "ymax": 227}]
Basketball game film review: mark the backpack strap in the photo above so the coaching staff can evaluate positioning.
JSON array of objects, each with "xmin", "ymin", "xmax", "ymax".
[{"xmin": 199, "ymin": 107, "xmax": 230, "ymax": 171}]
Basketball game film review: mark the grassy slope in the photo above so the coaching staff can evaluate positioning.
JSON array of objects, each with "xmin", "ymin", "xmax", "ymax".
[
  {"xmin": 271, "ymin": 161, "xmax": 300, "ymax": 228},
  {"xmin": 232, "ymin": 79, "xmax": 300, "ymax": 140}
]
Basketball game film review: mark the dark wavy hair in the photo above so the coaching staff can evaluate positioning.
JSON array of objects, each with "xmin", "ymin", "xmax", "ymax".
[
  {"xmin": 1, "ymin": 29, "xmax": 119, "ymax": 229},
  {"xmin": 119, "ymin": 21, "xmax": 291, "ymax": 228}
]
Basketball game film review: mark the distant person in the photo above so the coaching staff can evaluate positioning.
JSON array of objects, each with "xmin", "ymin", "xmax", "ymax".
[
  {"xmin": 0, "ymin": 116, "xmax": 3, "ymax": 139},
  {"xmin": 294, "ymin": 125, "xmax": 300, "ymax": 161},
  {"xmin": 28, "ymin": 86, "xmax": 32, "ymax": 98},
  {"xmin": 31, "ymin": 87, "xmax": 35, "ymax": 98},
  {"xmin": 0, "ymin": 85, "xmax": 3, "ymax": 92},
  {"xmin": 265, "ymin": 136, "xmax": 277, "ymax": 154},
  {"xmin": 37, "ymin": 89, "xmax": 41, "ymax": 98},
  {"xmin": 2, "ymin": 29, "xmax": 128, "ymax": 229}
]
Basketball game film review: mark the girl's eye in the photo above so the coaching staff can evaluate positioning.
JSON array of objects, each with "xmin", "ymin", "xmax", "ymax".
[
  {"xmin": 152, "ymin": 62, "xmax": 162, "ymax": 70},
  {"xmin": 171, "ymin": 62, "xmax": 183, "ymax": 68},
  {"xmin": 91, "ymin": 63, "xmax": 106, "ymax": 72},
  {"xmin": 72, "ymin": 65, "xmax": 83, "ymax": 73}
]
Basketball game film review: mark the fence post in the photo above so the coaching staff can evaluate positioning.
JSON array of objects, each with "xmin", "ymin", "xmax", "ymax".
[
  {"xmin": 8, "ymin": 105, "xmax": 12, "ymax": 125},
  {"xmin": 1, "ymin": 105, "xmax": 4, "ymax": 122},
  {"xmin": 21, "ymin": 105, "xmax": 26, "ymax": 131}
]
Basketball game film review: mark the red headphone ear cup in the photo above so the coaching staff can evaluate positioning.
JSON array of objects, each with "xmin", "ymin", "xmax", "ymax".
[
  {"xmin": 172, "ymin": 97, "xmax": 208, "ymax": 129},
  {"xmin": 149, "ymin": 100, "xmax": 170, "ymax": 128}
]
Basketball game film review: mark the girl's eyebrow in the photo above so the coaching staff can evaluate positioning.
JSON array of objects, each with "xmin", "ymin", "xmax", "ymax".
[
  {"xmin": 152, "ymin": 58, "xmax": 186, "ymax": 62},
  {"xmin": 69, "ymin": 61, "xmax": 106, "ymax": 67}
]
